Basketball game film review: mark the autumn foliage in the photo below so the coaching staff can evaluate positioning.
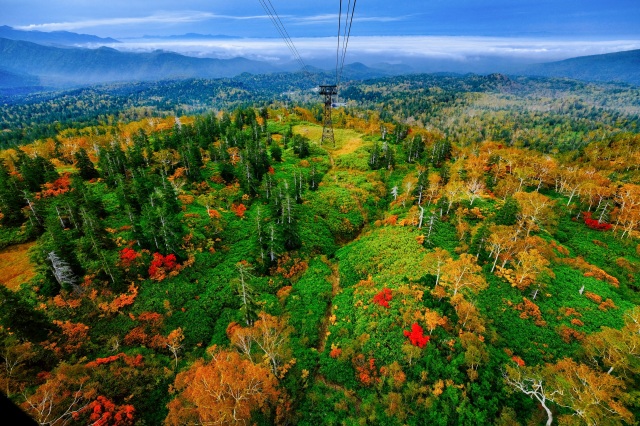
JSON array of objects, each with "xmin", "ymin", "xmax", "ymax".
[
  {"xmin": 373, "ymin": 287, "xmax": 393, "ymax": 308},
  {"xmin": 232, "ymin": 203, "xmax": 247, "ymax": 218},
  {"xmin": 86, "ymin": 395, "xmax": 135, "ymax": 426},
  {"xmin": 352, "ymin": 354, "xmax": 379, "ymax": 386},
  {"xmin": 583, "ymin": 211, "xmax": 612, "ymax": 231},
  {"xmin": 148, "ymin": 253, "xmax": 178, "ymax": 281},
  {"xmin": 403, "ymin": 323, "xmax": 430, "ymax": 348},
  {"xmin": 119, "ymin": 248, "xmax": 140, "ymax": 268},
  {"xmin": 37, "ymin": 174, "xmax": 71, "ymax": 198},
  {"xmin": 85, "ymin": 353, "xmax": 144, "ymax": 369},
  {"xmin": 165, "ymin": 347, "xmax": 280, "ymax": 426}
]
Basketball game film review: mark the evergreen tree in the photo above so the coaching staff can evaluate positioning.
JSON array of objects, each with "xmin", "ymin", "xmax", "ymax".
[
  {"xmin": 270, "ymin": 144, "xmax": 282, "ymax": 162},
  {"xmin": 0, "ymin": 286, "xmax": 57, "ymax": 343},
  {"xmin": 74, "ymin": 148, "xmax": 99, "ymax": 180},
  {"xmin": 0, "ymin": 159, "xmax": 24, "ymax": 226},
  {"xmin": 292, "ymin": 135, "xmax": 310, "ymax": 159},
  {"xmin": 495, "ymin": 196, "xmax": 519, "ymax": 226}
]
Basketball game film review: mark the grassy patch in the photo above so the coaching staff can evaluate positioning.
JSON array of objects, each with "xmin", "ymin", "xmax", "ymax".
[{"xmin": 0, "ymin": 242, "xmax": 37, "ymax": 290}]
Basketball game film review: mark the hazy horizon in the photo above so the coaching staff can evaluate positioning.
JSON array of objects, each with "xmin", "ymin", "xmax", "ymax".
[{"xmin": 4, "ymin": 0, "xmax": 640, "ymax": 73}]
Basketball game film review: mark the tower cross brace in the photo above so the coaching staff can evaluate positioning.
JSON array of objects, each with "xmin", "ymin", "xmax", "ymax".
[{"xmin": 319, "ymin": 85, "xmax": 337, "ymax": 147}]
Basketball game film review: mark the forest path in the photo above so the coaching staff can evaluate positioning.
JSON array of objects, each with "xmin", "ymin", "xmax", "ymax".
[{"xmin": 316, "ymin": 258, "xmax": 341, "ymax": 354}]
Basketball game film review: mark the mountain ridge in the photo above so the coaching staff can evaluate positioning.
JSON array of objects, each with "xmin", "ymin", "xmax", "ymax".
[
  {"xmin": 0, "ymin": 37, "xmax": 278, "ymax": 88},
  {"xmin": 526, "ymin": 48, "xmax": 640, "ymax": 85},
  {"xmin": 0, "ymin": 25, "xmax": 119, "ymax": 45}
]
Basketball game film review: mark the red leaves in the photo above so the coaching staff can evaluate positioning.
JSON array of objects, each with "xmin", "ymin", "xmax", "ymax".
[
  {"xmin": 86, "ymin": 353, "xmax": 144, "ymax": 369},
  {"xmin": 149, "ymin": 253, "xmax": 178, "ymax": 281},
  {"xmin": 403, "ymin": 323, "xmax": 430, "ymax": 348},
  {"xmin": 511, "ymin": 355, "xmax": 526, "ymax": 367},
  {"xmin": 119, "ymin": 248, "xmax": 140, "ymax": 267},
  {"xmin": 87, "ymin": 395, "xmax": 135, "ymax": 426},
  {"xmin": 232, "ymin": 203, "xmax": 247, "ymax": 218},
  {"xmin": 329, "ymin": 348, "xmax": 342, "ymax": 359},
  {"xmin": 583, "ymin": 212, "xmax": 612, "ymax": 231},
  {"xmin": 373, "ymin": 288, "xmax": 393, "ymax": 308}
]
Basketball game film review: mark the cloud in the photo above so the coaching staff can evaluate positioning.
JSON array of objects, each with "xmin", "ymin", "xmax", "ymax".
[
  {"xmin": 291, "ymin": 14, "xmax": 409, "ymax": 25},
  {"xmin": 105, "ymin": 36, "xmax": 640, "ymax": 63},
  {"xmin": 15, "ymin": 11, "xmax": 273, "ymax": 32}
]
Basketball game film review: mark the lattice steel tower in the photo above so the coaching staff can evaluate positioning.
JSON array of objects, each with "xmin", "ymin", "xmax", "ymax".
[{"xmin": 319, "ymin": 85, "xmax": 338, "ymax": 147}]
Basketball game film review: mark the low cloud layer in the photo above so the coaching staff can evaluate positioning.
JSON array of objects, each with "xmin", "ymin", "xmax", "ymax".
[{"xmin": 101, "ymin": 35, "xmax": 640, "ymax": 67}]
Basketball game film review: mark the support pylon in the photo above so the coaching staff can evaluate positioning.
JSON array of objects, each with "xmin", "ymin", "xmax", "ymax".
[{"xmin": 319, "ymin": 85, "xmax": 337, "ymax": 147}]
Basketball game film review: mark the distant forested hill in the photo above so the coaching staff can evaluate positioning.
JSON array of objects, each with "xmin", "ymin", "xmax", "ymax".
[
  {"xmin": 526, "ymin": 49, "xmax": 640, "ymax": 85},
  {"xmin": 2, "ymin": 72, "xmax": 640, "ymax": 150}
]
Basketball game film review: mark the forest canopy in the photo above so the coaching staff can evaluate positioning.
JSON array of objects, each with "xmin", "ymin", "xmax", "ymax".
[{"xmin": 1, "ymin": 73, "xmax": 640, "ymax": 425}]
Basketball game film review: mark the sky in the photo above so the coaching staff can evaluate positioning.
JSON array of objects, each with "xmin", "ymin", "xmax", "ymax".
[{"xmin": 4, "ymin": 0, "xmax": 640, "ymax": 69}]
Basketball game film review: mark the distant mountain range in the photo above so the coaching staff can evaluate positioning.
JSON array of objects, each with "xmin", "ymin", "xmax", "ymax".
[
  {"xmin": 0, "ymin": 25, "xmax": 119, "ymax": 46},
  {"xmin": 525, "ymin": 49, "xmax": 640, "ymax": 86},
  {"xmin": 0, "ymin": 37, "xmax": 278, "ymax": 90},
  {"xmin": 1, "ymin": 25, "xmax": 639, "ymax": 98}
]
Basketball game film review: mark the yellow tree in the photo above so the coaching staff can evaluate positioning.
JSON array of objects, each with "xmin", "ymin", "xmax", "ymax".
[
  {"xmin": 549, "ymin": 358, "xmax": 632, "ymax": 425},
  {"xmin": 487, "ymin": 225, "xmax": 519, "ymax": 272},
  {"xmin": 504, "ymin": 359, "xmax": 632, "ymax": 426},
  {"xmin": 165, "ymin": 347, "xmax": 280, "ymax": 426},
  {"xmin": 434, "ymin": 254, "xmax": 487, "ymax": 299},
  {"xmin": 166, "ymin": 328, "xmax": 185, "ymax": 369},
  {"xmin": 584, "ymin": 306, "xmax": 640, "ymax": 377},
  {"xmin": 512, "ymin": 249, "xmax": 554, "ymax": 292},
  {"xmin": 442, "ymin": 178, "xmax": 466, "ymax": 214},
  {"xmin": 513, "ymin": 191, "xmax": 556, "ymax": 236},
  {"xmin": 422, "ymin": 247, "xmax": 452, "ymax": 287},
  {"xmin": 227, "ymin": 312, "xmax": 293, "ymax": 376},
  {"xmin": 614, "ymin": 183, "xmax": 640, "ymax": 238}
]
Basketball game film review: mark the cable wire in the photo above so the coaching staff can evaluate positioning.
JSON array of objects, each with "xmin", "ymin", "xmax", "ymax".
[
  {"xmin": 336, "ymin": 0, "xmax": 356, "ymax": 91},
  {"xmin": 257, "ymin": 0, "xmax": 309, "ymax": 74}
]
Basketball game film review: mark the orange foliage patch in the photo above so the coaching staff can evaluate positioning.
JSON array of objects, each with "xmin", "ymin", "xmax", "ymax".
[
  {"xmin": 270, "ymin": 254, "xmax": 308, "ymax": 279},
  {"xmin": 85, "ymin": 353, "xmax": 144, "ymax": 369},
  {"xmin": 558, "ymin": 325, "xmax": 585, "ymax": 343},
  {"xmin": 177, "ymin": 194, "xmax": 194, "ymax": 205},
  {"xmin": 598, "ymin": 299, "xmax": 617, "ymax": 312},
  {"xmin": 570, "ymin": 318, "xmax": 585, "ymax": 327},
  {"xmin": 584, "ymin": 291, "xmax": 602, "ymax": 304},
  {"xmin": 98, "ymin": 283, "xmax": 138, "ymax": 314},
  {"xmin": 231, "ymin": 203, "xmax": 247, "ymax": 218},
  {"xmin": 511, "ymin": 355, "xmax": 526, "ymax": 367},
  {"xmin": 276, "ymin": 286, "xmax": 292, "ymax": 300},
  {"xmin": 514, "ymin": 298, "xmax": 547, "ymax": 326},
  {"xmin": 46, "ymin": 320, "xmax": 90, "ymax": 355},
  {"xmin": 562, "ymin": 257, "xmax": 619, "ymax": 287},
  {"xmin": 352, "ymin": 354, "xmax": 379, "ymax": 386},
  {"xmin": 37, "ymin": 174, "xmax": 71, "ymax": 198}
]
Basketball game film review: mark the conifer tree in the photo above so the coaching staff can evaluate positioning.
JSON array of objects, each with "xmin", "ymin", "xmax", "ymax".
[
  {"xmin": 73, "ymin": 148, "xmax": 99, "ymax": 180},
  {"xmin": 0, "ymin": 159, "xmax": 24, "ymax": 226}
]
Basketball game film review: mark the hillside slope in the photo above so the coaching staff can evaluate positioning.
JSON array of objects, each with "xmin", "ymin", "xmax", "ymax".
[{"xmin": 526, "ymin": 49, "xmax": 640, "ymax": 85}]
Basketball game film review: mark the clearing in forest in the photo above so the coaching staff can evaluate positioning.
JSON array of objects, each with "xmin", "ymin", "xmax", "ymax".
[
  {"xmin": 0, "ymin": 242, "xmax": 36, "ymax": 290},
  {"xmin": 293, "ymin": 124, "xmax": 366, "ymax": 156}
]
